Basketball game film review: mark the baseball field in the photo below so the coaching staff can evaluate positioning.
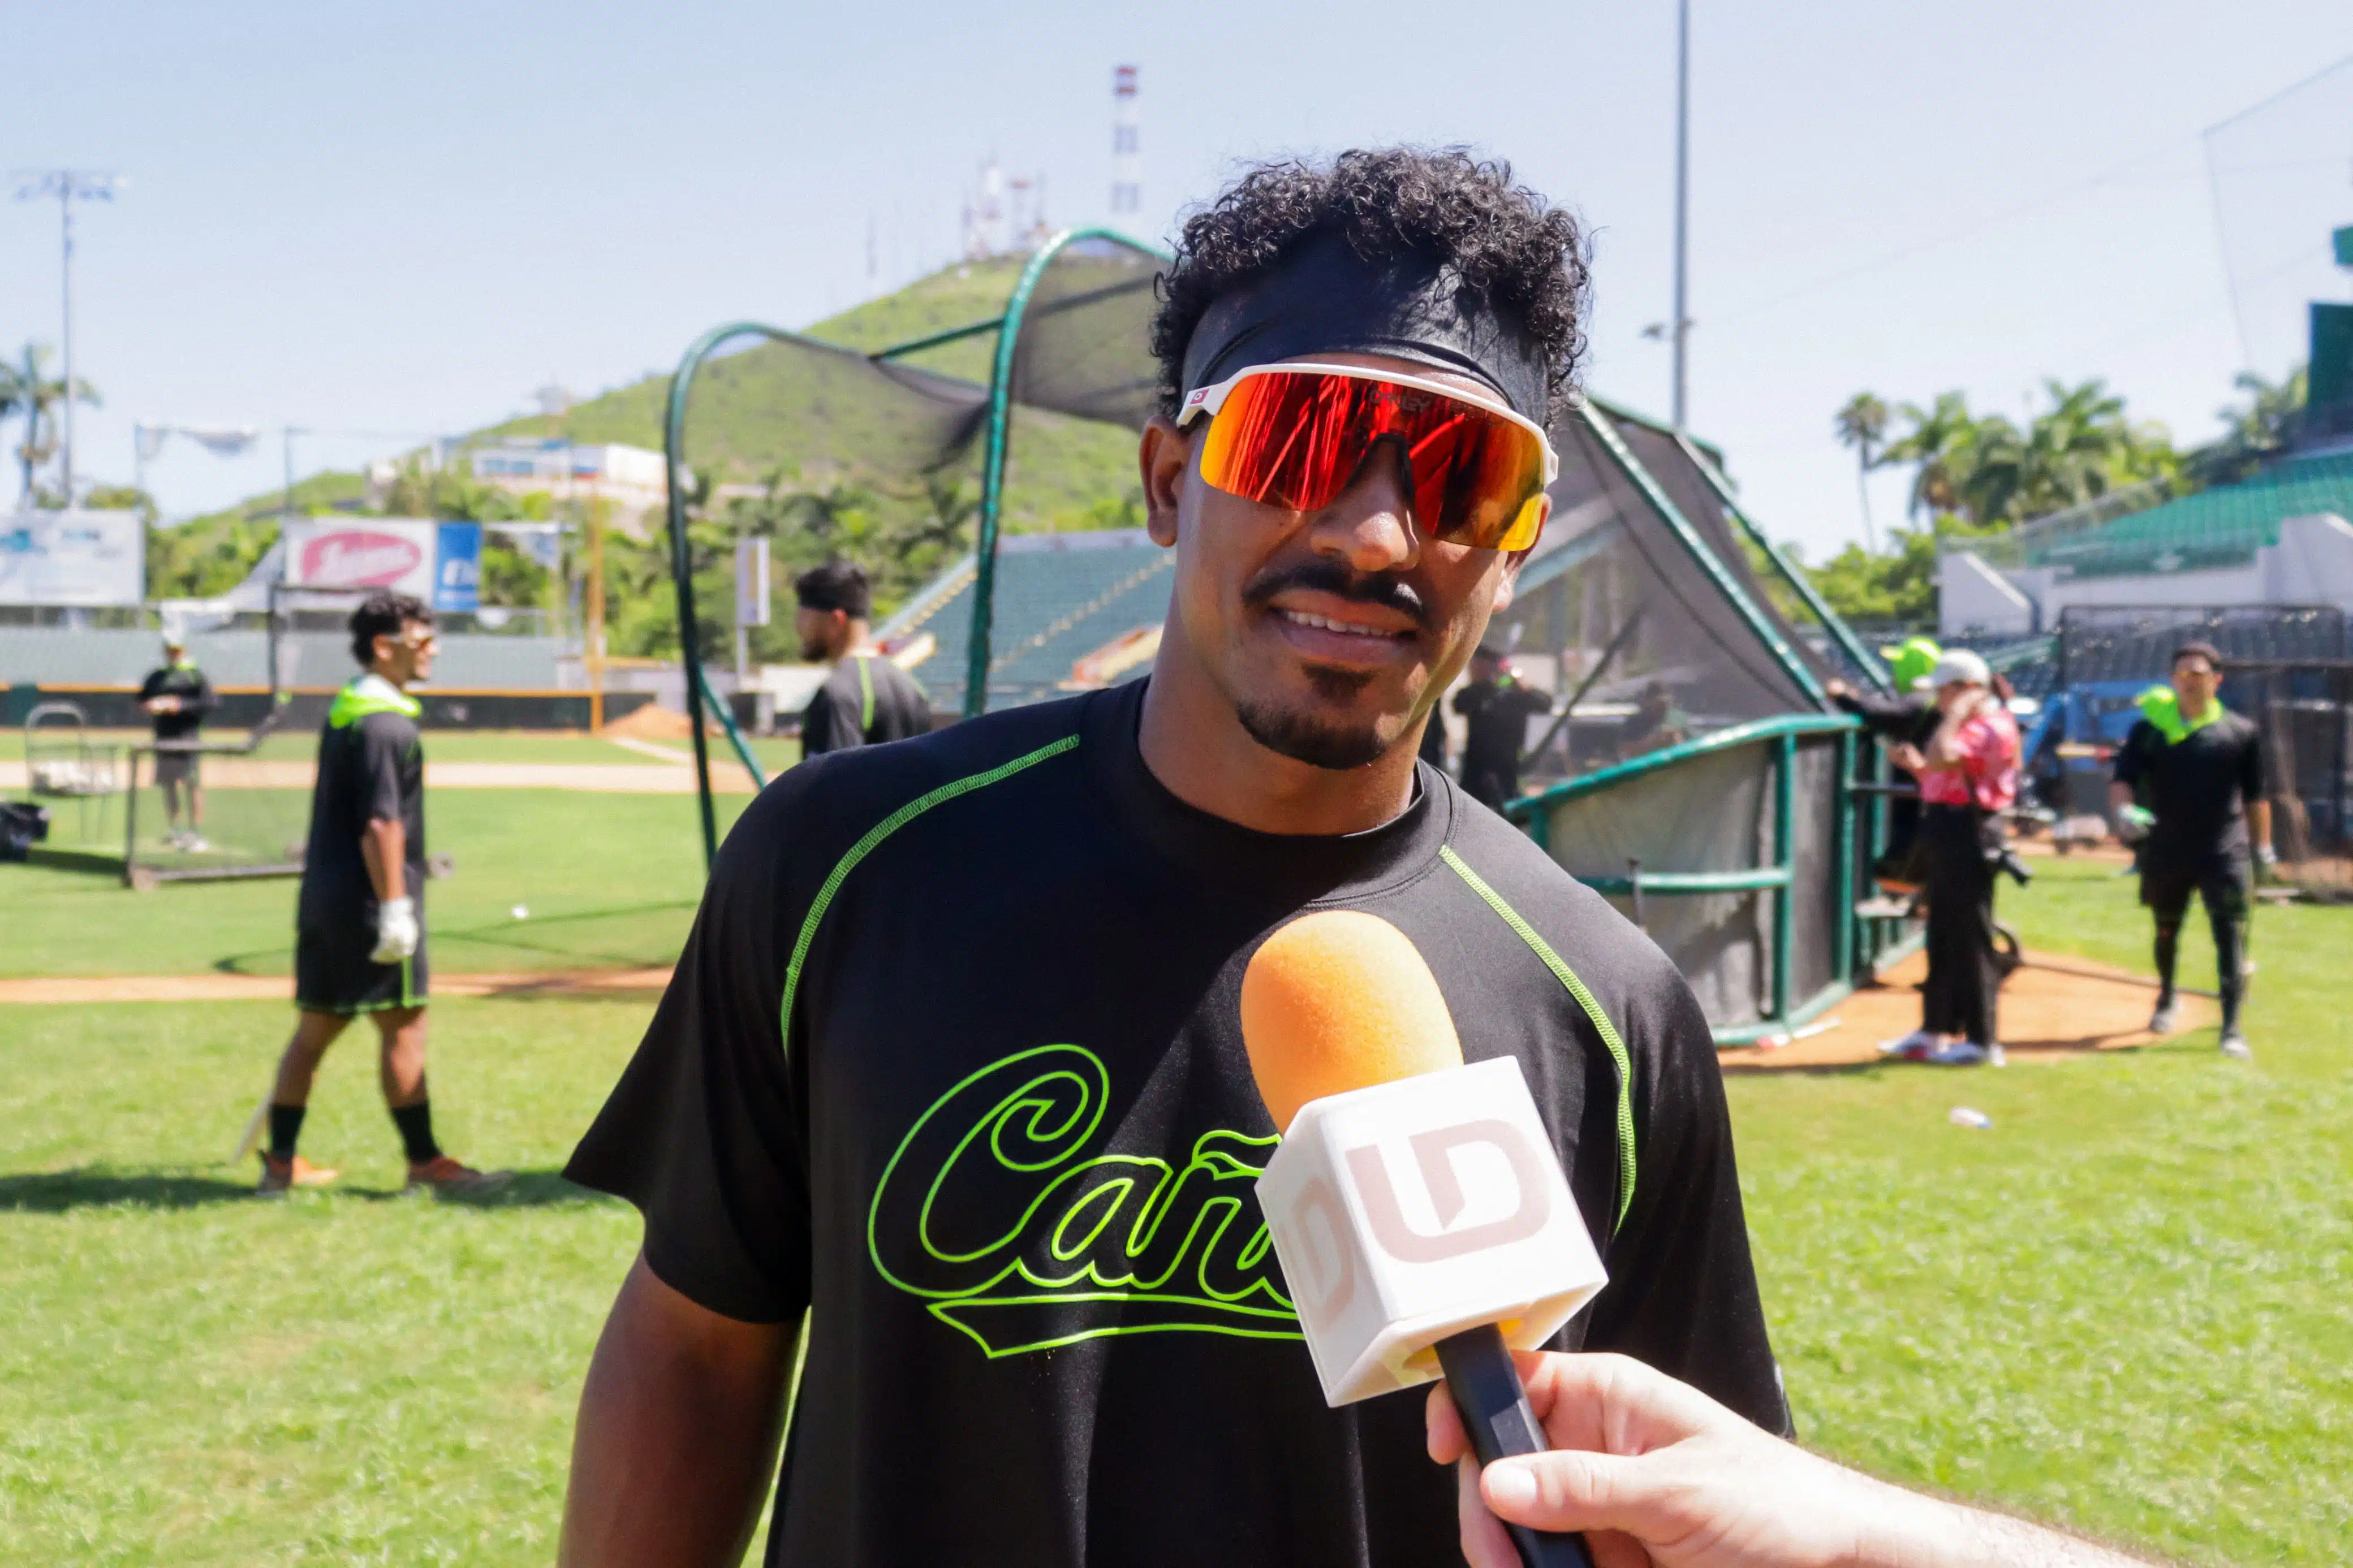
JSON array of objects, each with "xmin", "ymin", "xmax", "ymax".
[{"xmin": 2, "ymin": 741, "xmax": 2345, "ymax": 1565}]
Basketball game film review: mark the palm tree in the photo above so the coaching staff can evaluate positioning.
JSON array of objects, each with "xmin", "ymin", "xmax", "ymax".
[
  {"xmin": 1881, "ymin": 392, "xmax": 1979, "ymax": 521},
  {"xmin": 2, "ymin": 342, "xmax": 100, "ymax": 504},
  {"xmin": 1832, "ymin": 392, "xmax": 1890, "ymax": 551}
]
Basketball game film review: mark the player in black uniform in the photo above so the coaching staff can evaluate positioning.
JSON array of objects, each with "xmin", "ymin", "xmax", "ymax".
[
  {"xmin": 138, "ymin": 634, "xmax": 217, "ymax": 850},
  {"xmin": 2109, "ymin": 641, "xmax": 2272, "ymax": 1060},
  {"xmin": 255, "ymin": 592, "xmax": 506, "ymax": 1195},
  {"xmin": 561, "ymin": 149, "xmax": 1787, "ymax": 1568},
  {"xmin": 792, "ymin": 560, "xmax": 929, "ymax": 755},
  {"xmin": 1453, "ymin": 643, "xmax": 1554, "ymax": 810}
]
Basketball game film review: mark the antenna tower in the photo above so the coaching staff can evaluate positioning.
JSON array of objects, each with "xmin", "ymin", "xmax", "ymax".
[{"xmin": 1111, "ymin": 66, "xmax": 1141, "ymax": 215}]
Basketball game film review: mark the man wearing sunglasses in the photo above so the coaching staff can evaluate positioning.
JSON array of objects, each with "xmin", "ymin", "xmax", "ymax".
[
  {"xmin": 257, "ymin": 591, "xmax": 505, "ymax": 1196},
  {"xmin": 562, "ymin": 150, "xmax": 1785, "ymax": 1567}
]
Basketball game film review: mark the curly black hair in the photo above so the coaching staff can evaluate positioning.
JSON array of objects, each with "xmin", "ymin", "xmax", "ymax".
[
  {"xmin": 1150, "ymin": 148, "xmax": 1589, "ymax": 421},
  {"xmin": 349, "ymin": 591, "xmax": 433, "ymax": 667}
]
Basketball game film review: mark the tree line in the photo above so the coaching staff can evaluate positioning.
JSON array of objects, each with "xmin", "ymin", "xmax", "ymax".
[{"xmin": 1802, "ymin": 368, "xmax": 2307, "ymax": 624}]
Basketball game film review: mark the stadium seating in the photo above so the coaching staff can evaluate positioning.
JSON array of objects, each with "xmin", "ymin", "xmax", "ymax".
[
  {"xmin": 878, "ymin": 529, "xmax": 1174, "ymax": 710},
  {"xmin": 2027, "ymin": 451, "xmax": 2353, "ymax": 579}
]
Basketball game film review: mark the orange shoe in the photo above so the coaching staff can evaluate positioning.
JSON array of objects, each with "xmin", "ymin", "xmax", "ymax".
[
  {"xmin": 256, "ymin": 1152, "xmax": 339, "ymax": 1196},
  {"xmin": 404, "ymin": 1155, "xmax": 512, "ymax": 1196}
]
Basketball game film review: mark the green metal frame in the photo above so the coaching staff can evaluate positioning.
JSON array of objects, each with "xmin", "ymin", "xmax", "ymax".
[
  {"xmin": 1506, "ymin": 711, "xmax": 1871, "ymax": 1044},
  {"xmin": 660, "ymin": 231, "xmax": 1165, "ymax": 863},
  {"xmin": 1572, "ymin": 401, "xmax": 1830, "ymax": 708},
  {"xmin": 659, "ymin": 322, "xmax": 798, "ymax": 866},
  {"xmin": 960, "ymin": 226, "xmax": 1169, "ymax": 718}
]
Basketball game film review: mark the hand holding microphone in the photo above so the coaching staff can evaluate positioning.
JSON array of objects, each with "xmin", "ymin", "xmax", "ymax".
[{"xmin": 1240, "ymin": 911, "xmax": 1605, "ymax": 1568}]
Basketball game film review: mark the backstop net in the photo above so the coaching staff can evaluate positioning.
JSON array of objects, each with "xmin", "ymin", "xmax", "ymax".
[
  {"xmin": 2225, "ymin": 658, "xmax": 2353, "ymax": 900},
  {"xmin": 1491, "ymin": 402, "xmax": 1872, "ymax": 1038},
  {"xmin": 2055, "ymin": 604, "xmax": 2347, "ymax": 686},
  {"xmin": 112, "ymin": 585, "xmax": 372, "ymax": 887}
]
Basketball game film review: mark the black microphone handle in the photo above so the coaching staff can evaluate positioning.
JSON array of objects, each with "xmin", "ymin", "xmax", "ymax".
[{"xmin": 1433, "ymin": 1324, "xmax": 1596, "ymax": 1568}]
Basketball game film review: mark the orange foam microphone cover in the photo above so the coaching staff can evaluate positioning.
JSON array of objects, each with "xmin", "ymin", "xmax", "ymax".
[{"xmin": 1239, "ymin": 910, "xmax": 1464, "ymax": 1134}]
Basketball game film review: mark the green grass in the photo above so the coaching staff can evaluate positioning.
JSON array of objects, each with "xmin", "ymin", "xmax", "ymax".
[
  {"xmin": 3, "ymin": 728, "xmax": 799, "ymax": 769},
  {"xmin": 0, "ymin": 996, "xmax": 656, "ymax": 1566},
  {"xmin": 0, "ymin": 845, "xmax": 2344, "ymax": 1563},
  {"xmin": 1732, "ymin": 857, "xmax": 2352, "ymax": 1562},
  {"xmin": 3, "ymin": 788, "xmax": 746, "ymax": 978}
]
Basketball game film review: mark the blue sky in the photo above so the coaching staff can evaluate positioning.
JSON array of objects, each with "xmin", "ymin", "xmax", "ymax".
[{"xmin": 5, "ymin": 1, "xmax": 2350, "ymax": 560}]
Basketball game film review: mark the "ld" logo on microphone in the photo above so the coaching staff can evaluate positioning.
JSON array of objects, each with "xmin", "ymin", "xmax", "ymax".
[{"xmin": 1346, "ymin": 1120, "xmax": 1553, "ymax": 1263}]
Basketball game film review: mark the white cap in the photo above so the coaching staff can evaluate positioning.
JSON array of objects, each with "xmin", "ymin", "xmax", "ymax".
[{"xmin": 1929, "ymin": 649, "xmax": 1990, "ymax": 689}]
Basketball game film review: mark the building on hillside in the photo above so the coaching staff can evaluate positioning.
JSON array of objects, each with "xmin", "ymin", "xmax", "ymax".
[{"xmin": 463, "ymin": 439, "xmax": 670, "ymax": 529}]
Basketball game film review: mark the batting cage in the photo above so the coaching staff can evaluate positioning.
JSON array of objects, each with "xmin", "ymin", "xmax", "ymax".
[
  {"xmin": 17, "ymin": 585, "xmax": 377, "ymax": 888},
  {"xmin": 660, "ymin": 227, "xmax": 1164, "ymax": 863},
  {"xmin": 1487, "ymin": 397, "xmax": 1901, "ymax": 1042},
  {"xmin": 659, "ymin": 237, "xmax": 1901, "ymax": 1039}
]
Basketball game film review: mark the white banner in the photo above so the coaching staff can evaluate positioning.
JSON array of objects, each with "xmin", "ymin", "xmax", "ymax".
[
  {"xmin": 278, "ymin": 518, "xmax": 439, "ymax": 600},
  {"xmin": 0, "ymin": 509, "xmax": 147, "ymax": 606}
]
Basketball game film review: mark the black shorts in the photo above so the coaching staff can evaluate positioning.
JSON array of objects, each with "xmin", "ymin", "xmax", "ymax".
[
  {"xmin": 2139, "ymin": 852, "xmax": 2249, "ymax": 925},
  {"xmin": 294, "ymin": 918, "xmax": 429, "ymax": 1015},
  {"xmin": 153, "ymin": 751, "xmax": 199, "ymax": 788}
]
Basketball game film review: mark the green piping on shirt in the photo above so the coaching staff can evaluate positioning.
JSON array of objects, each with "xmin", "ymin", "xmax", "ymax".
[
  {"xmin": 1440, "ymin": 844, "xmax": 1637, "ymax": 1233},
  {"xmin": 781, "ymin": 734, "xmax": 1082, "ymax": 1036},
  {"xmin": 855, "ymin": 655, "xmax": 876, "ymax": 733}
]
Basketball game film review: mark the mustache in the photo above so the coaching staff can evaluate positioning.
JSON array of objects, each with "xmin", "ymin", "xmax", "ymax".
[{"xmin": 1239, "ymin": 557, "xmax": 1429, "ymax": 631}]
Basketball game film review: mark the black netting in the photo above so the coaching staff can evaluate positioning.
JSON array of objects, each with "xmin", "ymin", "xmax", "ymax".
[
  {"xmin": 1496, "ymin": 411, "xmax": 1820, "ymax": 781},
  {"xmin": 1537, "ymin": 742, "xmax": 1772, "ymax": 1026},
  {"xmin": 2226, "ymin": 660, "xmax": 2353, "ymax": 897},
  {"xmin": 1609, "ymin": 417, "xmax": 1866, "ymax": 690},
  {"xmin": 1787, "ymin": 735, "xmax": 1843, "ymax": 1008},
  {"xmin": 2055, "ymin": 604, "xmax": 2347, "ymax": 686},
  {"xmin": 1006, "ymin": 236, "xmax": 1165, "ymax": 430},
  {"xmin": 681, "ymin": 331, "xmax": 992, "ymax": 485}
]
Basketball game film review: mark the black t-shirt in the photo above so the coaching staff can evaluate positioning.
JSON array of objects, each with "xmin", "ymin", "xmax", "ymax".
[
  {"xmin": 1454, "ymin": 677, "xmax": 1552, "ymax": 781},
  {"xmin": 2113, "ymin": 711, "xmax": 2264, "ymax": 861},
  {"xmin": 800, "ymin": 653, "xmax": 930, "ymax": 756},
  {"xmin": 137, "ymin": 663, "xmax": 217, "ymax": 742},
  {"xmin": 298, "ymin": 678, "xmax": 426, "ymax": 926},
  {"xmin": 567, "ymin": 679, "xmax": 1787, "ymax": 1568}
]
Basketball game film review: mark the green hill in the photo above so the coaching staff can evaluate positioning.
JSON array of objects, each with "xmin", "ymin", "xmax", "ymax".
[{"xmin": 156, "ymin": 256, "xmax": 1148, "ymax": 604}]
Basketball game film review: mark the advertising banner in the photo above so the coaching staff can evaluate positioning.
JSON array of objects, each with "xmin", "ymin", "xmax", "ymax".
[
  {"xmin": 434, "ymin": 522, "xmax": 482, "ymax": 613},
  {"xmin": 0, "ymin": 509, "xmax": 146, "ymax": 606},
  {"xmin": 279, "ymin": 519, "xmax": 438, "ymax": 600}
]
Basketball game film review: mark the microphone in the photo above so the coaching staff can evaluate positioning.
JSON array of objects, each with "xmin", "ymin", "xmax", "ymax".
[{"xmin": 1240, "ymin": 910, "xmax": 1605, "ymax": 1568}]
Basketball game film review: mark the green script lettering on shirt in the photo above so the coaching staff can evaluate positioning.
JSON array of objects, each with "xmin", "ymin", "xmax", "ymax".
[{"xmin": 867, "ymin": 1043, "xmax": 1296, "ymax": 1358}]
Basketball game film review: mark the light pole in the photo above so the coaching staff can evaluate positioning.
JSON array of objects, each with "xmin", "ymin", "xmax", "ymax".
[
  {"xmin": 12, "ymin": 170, "xmax": 123, "ymax": 504},
  {"xmin": 1670, "ymin": 0, "xmax": 1691, "ymax": 431}
]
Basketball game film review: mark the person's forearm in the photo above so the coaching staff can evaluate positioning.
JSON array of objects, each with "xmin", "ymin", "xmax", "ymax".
[
  {"xmin": 361, "ymin": 819, "xmax": 406, "ymax": 901},
  {"xmin": 1866, "ymin": 1480, "xmax": 2154, "ymax": 1568},
  {"xmin": 2108, "ymin": 782, "xmax": 2132, "ymax": 815},
  {"xmin": 2248, "ymin": 799, "xmax": 2271, "ymax": 852},
  {"xmin": 560, "ymin": 1254, "xmax": 794, "ymax": 1568}
]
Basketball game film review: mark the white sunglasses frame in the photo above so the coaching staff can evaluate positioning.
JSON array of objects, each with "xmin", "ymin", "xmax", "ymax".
[{"xmin": 1176, "ymin": 360, "xmax": 1560, "ymax": 487}]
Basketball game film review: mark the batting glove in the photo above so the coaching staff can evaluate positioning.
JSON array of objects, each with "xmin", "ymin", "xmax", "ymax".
[
  {"xmin": 370, "ymin": 896, "xmax": 420, "ymax": 964},
  {"xmin": 2115, "ymin": 804, "xmax": 2156, "ymax": 844}
]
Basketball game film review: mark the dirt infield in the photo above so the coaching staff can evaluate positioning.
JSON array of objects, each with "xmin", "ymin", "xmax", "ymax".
[
  {"xmin": 1720, "ymin": 949, "xmax": 2216, "ymax": 1072},
  {"xmin": 0, "ymin": 969, "xmax": 674, "ymax": 1004}
]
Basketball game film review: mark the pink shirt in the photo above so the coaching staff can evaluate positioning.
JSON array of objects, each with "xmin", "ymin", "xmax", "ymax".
[{"xmin": 1918, "ymin": 704, "xmax": 2019, "ymax": 813}]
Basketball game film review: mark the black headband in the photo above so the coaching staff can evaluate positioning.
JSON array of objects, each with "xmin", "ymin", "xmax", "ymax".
[{"xmin": 1178, "ymin": 229, "xmax": 1550, "ymax": 420}]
